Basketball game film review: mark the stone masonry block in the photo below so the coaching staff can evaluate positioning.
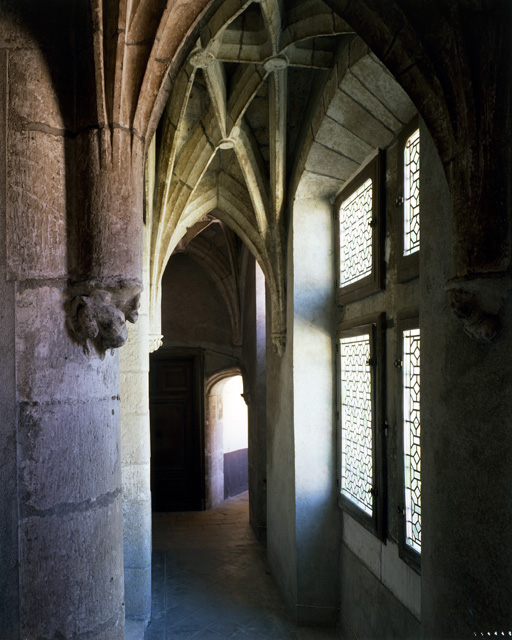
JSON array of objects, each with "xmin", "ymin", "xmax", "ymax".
[
  {"xmin": 17, "ymin": 399, "xmax": 121, "ymax": 512},
  {"xmin": 348, "ymin": 37, "xmax": 370, "ymax": 68},
  {"xmin": 9, "ymin": 47, "xmax": 67, "ymax": 130},
  {"xmin": 342, "ymin": 72, "xmax": 402, "ymax": 132},
  {"xmin": 7, "ymin": 130, "xmax": 67, "ymax": 279},
  {"xmin": 124, "ymin": 566, "xmax": 152, "ymax": 619},
  {"xmin": 327, "ymin": 89, "xmax": 394, "ymax": 148},
  {"xmin": 19, "ymin": 498, "xmax": 124, "ymax": 639},
  {"xmin": 121, "ymin": 463, "xmax": 151, "ymax": 502},
  {"xmin": 120, "ymin": 320, "xmax": 150, "ymax": 373},
  {"xmin": 295, "ymin": 170, "xmax": 344, "ymax": 201},
  {"xmin": 122, "ymin": 499, "xmax": 152, "ymax": 568},
  {"xmin": 121, "ymin": 411, "xmax": 151, "ymax": 465},
  {"xmin": 306, "ymin": 142, "xmax": 359, "ymax": 181},
  {"xmin": 354, "ymin": 54, "xmax": 416, "ymax": 125},
  {"xmin": 315, "ymin": 116, "xmax": 373, "ymax": 164},
  {"xmin": 120, "ymin": 371, "xmax": 150, "ymax": 414}
]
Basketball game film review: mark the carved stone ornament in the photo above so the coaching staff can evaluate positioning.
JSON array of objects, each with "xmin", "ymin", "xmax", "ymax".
[
  {"xmin": 189, "ymin": 49, "xmax": 215, "ymax": 69},
  {"xmin": 263, "ymin": 55, "xmax": 288, "ymax": 73},
  {"xmin": 66, "ymin": 280, "xmax": 142, "ymax": 356},
  {"xmin": 218, "ymin": 138, "xmax": 235, "ymax": 150},
  {"xmin": 445, "ymin": 273, "xmax": 511, "ymax": 343},
  {"xmin": 148, "ymin": 333, "xmax": 164, "ymax": 353}
]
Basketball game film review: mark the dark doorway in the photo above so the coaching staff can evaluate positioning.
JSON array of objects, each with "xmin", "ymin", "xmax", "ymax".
[{"xmin": 150, "ymin": 353, "xmax": 204, "ymax": 511}]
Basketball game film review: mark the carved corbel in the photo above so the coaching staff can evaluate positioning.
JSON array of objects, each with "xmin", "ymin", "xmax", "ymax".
[
  {"xmin": 68, "ymin": 125, "xmax": 145, "ymax": 357},
  {"xmin": 66, "ymin": 280, "xmax": 142, "ymax": 356},
  {"xmin": 445, "ymin": 273, "xmax": 511, "ymax": 343}
]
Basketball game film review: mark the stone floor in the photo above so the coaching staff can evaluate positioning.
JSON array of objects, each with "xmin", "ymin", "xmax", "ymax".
[{"xmin": 143, "ymin": 492, "xmax": 340, "ymax": 639}]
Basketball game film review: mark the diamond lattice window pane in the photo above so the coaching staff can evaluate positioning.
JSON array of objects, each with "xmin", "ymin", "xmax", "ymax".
[
  {"xmin": 339, "ymin": 178, "xmax": 373, "ymax": 287},
  {"xmin": 403, "ymin": 328, "xmax": 421, "ymax": 553},
  {"xmin": 403, "ymin": 129, "xmax": 420, "ymax": 256},
  {"xmin": 340, "ymin": 333, "xmax": 373, "ymax": 516}
]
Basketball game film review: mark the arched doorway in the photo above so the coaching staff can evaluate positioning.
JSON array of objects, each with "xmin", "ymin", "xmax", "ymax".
[{"xmin": 205, "ymin": 372, "xmax": 249, "ymax": 508}]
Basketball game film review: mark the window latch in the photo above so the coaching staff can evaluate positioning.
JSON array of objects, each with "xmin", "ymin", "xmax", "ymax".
[
  {"xmin": 395, "ymin": 195, "xmax": 404, "ymax": 207},
  {"xmin": 368, "ymin": 218, "xmax": 378, "ymax": 228},
  {"xmin": 369, "ymin": 487, "xmax": 378, "ymax": 497},
  {"xmin": 397, "ymin": 505, "xmax": 405, "ymax": 517},
  {"xmin": 394, "ymin": 359, "xmax": 403, "ymax": 369}
]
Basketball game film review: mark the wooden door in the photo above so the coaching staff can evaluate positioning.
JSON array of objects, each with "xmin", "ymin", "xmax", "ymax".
[{"xmin": 150, "ymin": 355, "xmax": 204, "ymax": 511}]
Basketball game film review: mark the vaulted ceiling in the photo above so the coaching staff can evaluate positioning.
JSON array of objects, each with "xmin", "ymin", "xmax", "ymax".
[{"xmin": 146, "ymin": 0, "xmax": 415, "ymax": 350}]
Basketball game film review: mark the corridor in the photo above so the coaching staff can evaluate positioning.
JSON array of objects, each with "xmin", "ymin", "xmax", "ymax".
[{"xmin": 144, "ymin": 493, "xmax": 339, "ymax": 639}]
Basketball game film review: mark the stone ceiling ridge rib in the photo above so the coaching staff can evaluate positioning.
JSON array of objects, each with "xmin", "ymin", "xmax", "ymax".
[
  {"xmin": 258, "ymin": 0, "xmax": 283, "ymax": 55},
  {"xmin": 263, "ymin": 55, "xmax": 289, "ymax": 72},
  {"xmin": 227, "ymin": 64, "xmax": 267, "ymax": 129},
  {"xmin": 201, "ymin": 0, "xmax": 254, "ymax": 54},
  {"xmin": 202, "ymin": 59, "xmax": 229, "ymax": 137},
  {"xmin": 131, "ymin": 0, "xmax": 212, "ymax": 142},
  {"xmin": 190, "ymin": 49, "xmax": 216, "ymax": 69},
  {"xmin": 153, "ymin": 63, "xmax": 198, "ymax": 229}
]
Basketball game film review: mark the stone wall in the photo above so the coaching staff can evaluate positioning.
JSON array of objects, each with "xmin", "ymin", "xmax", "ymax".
[
  {"xmin": 420, "ymin": 113, "xmax": 512, "ymax": 638},
  {"xmin": 161, "ymin": 253, "xmax": 236, "ymax": 359}
]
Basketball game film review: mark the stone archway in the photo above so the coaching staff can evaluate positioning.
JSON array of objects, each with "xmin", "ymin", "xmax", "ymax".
[{"xmin": 205, "ymin": 367, "xmax": 247, "ymax": 508}]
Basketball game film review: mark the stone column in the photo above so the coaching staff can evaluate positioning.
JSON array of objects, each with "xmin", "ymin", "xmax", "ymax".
[
  {"xmin": 3, "ymin": 27, "xmax": 126, "ymax": 640},
  {"xmin": 0, "ymin": 45, "xmax": 19, "ymax": 638},
  {"xmin": 120, "ymin": 227, "xmax": 152, "ymax": 633},
  {"xmin": 0, "ymin": 2, "xmax": 146, "ymax": 637}
]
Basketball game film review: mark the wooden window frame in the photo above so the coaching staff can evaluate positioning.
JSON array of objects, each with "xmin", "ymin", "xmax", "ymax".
[
  {"xmin": 336, "ymin": 313, "xmax": 386, "ymax": 540},
  {"xmin": 335, "ymin": 151, "xmax": 385, "ymax": 305},
  {"xmin": 396, "ymin": 116, "xmax": 420, "ymax": 283},
  {"xmin": 396, "ymin": 309, "xmax": 421, "ymax": 573}
]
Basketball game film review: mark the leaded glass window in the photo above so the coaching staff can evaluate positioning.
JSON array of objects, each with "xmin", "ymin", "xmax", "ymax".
[
  {"xmin": 340, "ymin": 332, "xmax": 373, "ymax": 516},
  {"xmin": 335, "ymin": 153, "xmax": 383, "ymax": 303},
  {"xmin": 339, "ymin": 178, "xmax": 373, "ymax": 287},
  {"xmin": 403, "ymin": 129, "xmax": 420, "ymax": 256},
  {"xmin": 403, "ymin": 327, "xmax": 421, "ymax": 554}
]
